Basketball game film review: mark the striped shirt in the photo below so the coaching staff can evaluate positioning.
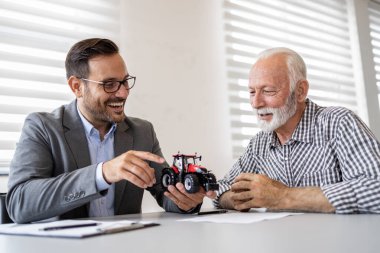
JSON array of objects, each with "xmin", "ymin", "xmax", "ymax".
[{"xmin": 214, "ymin": 99, "xmax": 380, "ymax": 213}]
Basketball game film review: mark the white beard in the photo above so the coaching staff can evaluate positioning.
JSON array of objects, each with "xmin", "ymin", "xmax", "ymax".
[{"xmin": 254, "ymin": 91, "xmax": 297, "ymax": 132}]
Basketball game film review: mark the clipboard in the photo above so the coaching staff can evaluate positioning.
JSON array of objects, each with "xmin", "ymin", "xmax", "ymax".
[{"xmin": 0, "ymin": 219, "xmax": 160, "ymax": 239}]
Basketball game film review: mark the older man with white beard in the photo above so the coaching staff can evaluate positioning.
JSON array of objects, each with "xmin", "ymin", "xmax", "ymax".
[{"xmin": 213, "ymin": 47, "xmax": 380, "ymax": 214}]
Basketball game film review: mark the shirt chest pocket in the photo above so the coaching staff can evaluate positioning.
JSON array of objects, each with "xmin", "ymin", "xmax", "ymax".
[
  {"xmin": 253, "ymin": 156, "xmax": 283, "ymax": 182},
  {"xmin": 298, "ymin": 143, "xmax": 342, "ymax": 187},
  {"xmin": 301, "ymin": 169, "xmax": 342, "ymax": 186}
]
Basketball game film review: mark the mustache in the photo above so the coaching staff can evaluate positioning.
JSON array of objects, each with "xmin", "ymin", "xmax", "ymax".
[{"xmin": 254, "ymin": 107, "xmax": 278, "ymax": 115}]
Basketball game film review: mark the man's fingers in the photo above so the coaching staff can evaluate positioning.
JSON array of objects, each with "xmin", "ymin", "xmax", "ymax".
[
  {"xmin": 175, "ymin": 183, "xmax": 204, "ymax": 203},
  {"xmin": 234, "ymin": 172, "xmax": 255, "ymax": 183},
  {"xmin": 233, "ymin": 198, "xmax": 254, "ymax": 211},
  {"xmin": 131, "ymin": 151, "xmax": 165, "ymax": 164},
  {"xmin": 164, "ymin": 191, "xmax": 192, "ymax": 211},
  {"xmin": 122, "ymin": 164, "xmax": 153, "ymax": 187},
  {"xmin": 169, "ymin": 184, "xmax": 197, "ymax": 203},
  {"xmin": 102, "ymin": 151, "xmax": 164, "ymax": 187},
  {"xmin": 165, "ymin": 184, "xmax": 204, "ymax": 211},
  {"xmin": 123, "ymin": 151, "xmax": 163, "ymax": 187},
  {"xmin": 231, "ymin": 180, "xmax": 251, "ymax": 192},
  {"xmin": 231, "ymin": 190, "xmax": 252, "ymax": 201},
  {"xmin": 126, "ymin": 159, "xmax": 156, "ymax": 185},
  {"xmin": 119, "ymin": 169, "xmax": 149, "ymax": 188}
]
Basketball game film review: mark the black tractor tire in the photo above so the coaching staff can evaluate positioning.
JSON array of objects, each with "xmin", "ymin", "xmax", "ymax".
[
  {"xmin": 161, "ymin": 168, "xmax": 177, "ymax": 191},
  {"xmin": 184, "ymin": 174, "xmax": 200, "ymax": 193},
  {"xmin": 207, "ymin": 173, "xmax": 217, "ymax": 184}
]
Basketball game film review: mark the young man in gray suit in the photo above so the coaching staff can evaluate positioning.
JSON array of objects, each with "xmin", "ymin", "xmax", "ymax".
[{"xmin": 7, "ymin": 38, "xmax": 214, "ymax": 223}]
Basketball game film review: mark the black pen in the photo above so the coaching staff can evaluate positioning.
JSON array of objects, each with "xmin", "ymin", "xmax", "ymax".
[
  {"xmin": 97, "ymin": 223, "xmax": 159, "ymax": 234},
  {"xmin": 197, "ymin": 210, "xmax": 228, "ymax": 215},
  {"xmin": 97, "ymin": 223, "xmax": 145, "ymax": 234},
  {"xmin": 40, "ymin": 222, "xmax": 99, "ymax": 231}
]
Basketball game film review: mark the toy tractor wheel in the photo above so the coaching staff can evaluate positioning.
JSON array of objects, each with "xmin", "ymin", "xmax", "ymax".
[
  {"xmin": 161, "ymin": 168, "xmax": 177, "ymax": 191},
  {"xmin": 204, "ymin": 172, "xmax": 219, "ymax": 191},
  {"xmin": 184, "ymin": 174, "xmax": 200, "ymax": 193},
  {"xmin": 207, "ymin": 173, "xmax": 217, "ymax": 184}
]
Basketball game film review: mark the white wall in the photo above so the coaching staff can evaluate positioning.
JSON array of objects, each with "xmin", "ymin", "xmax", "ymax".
[{"xmin": 119, "ymin": 0, "xmax": 234, "ymax": 212}]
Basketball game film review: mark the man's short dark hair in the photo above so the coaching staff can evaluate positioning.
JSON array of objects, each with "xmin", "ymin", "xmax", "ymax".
[{"xmin": 65, "ymin": 38, "xmax": 119, "ymax": 79}]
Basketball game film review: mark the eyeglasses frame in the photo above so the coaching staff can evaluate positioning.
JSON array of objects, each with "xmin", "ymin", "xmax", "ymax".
[{"xmin": 80, "ymin": 75, "xmax": 136, "ymax": 93}]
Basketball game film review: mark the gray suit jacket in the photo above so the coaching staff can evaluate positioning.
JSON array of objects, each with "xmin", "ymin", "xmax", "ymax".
[{"xmin": 7, "ymin": 100, "xmax": 183, "ymax": 223}]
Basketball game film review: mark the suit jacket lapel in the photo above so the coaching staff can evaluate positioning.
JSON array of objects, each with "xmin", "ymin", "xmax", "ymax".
[
  {"xmin": 62, "ymin": 100, "xmax": 91, "ymax": 215},
  {"xmin": 63, "ymin": 102, "xmax": 134, "ymax": 215},
  {"xmin": 63, "ymin": 100, "xmax": 91, "ymax": 170},
  {"xmin": 114, "ymin": 119, "xmax": 133, "ymax": 214}
]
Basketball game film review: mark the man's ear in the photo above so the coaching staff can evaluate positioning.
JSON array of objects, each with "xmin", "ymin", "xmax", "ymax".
[
  {"xmin": 296, "ymin": 79, "xmax": 309, "ymax": 102},
  {"xmin": 68, "ymin": 76, "xmax": 83, "ymax": 98}
]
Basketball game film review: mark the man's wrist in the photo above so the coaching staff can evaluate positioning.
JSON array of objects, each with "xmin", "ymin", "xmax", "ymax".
[
  {"xmin": 219, "ymin": 191, "xmax": 234, "ymax": 209},
  {"xmin": 276, "ymin": 187, "xmax": 335, "ymax": 213},
  {"xmin": 276, "ymin": 187, "xmax": 292, "ymax": 210}
]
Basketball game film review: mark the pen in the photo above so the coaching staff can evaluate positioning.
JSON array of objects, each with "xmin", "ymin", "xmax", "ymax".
[
  {"xmin": 40, "ymin": 223, "xmax": 99, "ymax": 231},
  {"xmin": 97, "ymin": 222, "xmax": 160, "ymax": 234},
  {"xmin": 197, "ymin": 210, "xmax": 228, "ymax": 215},
  {"xmin": 97, "ymin": 223, "xmax": 144, "ymax": 234}
]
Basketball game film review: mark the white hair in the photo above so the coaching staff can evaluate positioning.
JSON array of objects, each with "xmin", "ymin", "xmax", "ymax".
[{"xmin": 256, "ymin": 47, "xmax": 307, "ymax": 91}]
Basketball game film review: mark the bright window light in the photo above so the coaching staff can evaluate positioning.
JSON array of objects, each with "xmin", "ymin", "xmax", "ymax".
[
  {"xmin": 225, "ymin": 0, "xmax": 357, "ymax": 158},
  {"xmin": 0, "ymin": 0, "xmax": 120, "ymax": 174}
]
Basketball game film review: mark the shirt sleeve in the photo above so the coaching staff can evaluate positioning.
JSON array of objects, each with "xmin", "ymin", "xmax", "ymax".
[
  {"xmin": 321, "ymin": 111, "xmax": 380, "ymax": 213},
  {"xmin": 95, "ymin": 162, "xmax": 111, "ymax": 191},
  {"xmin": 213, "ymin": 139, "xmax": 258, "ymax": 208}
]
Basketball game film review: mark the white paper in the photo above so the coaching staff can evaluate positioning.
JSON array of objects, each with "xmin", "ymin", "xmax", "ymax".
[
  {"xmin": 178, "ymin": 209, "xmax": 303, "ymax": 224},
  {"xmin": 0, "ymin": 219, "xmax": 151, "ymax": 238}
]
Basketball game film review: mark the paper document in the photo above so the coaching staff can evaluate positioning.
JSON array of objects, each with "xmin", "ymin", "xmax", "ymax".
[
  {"xmin": 0, "ymin": 219, "xmax": 159, "ymax": 238},
  {"xmin": 179, "ymin": 209, "xmax": 303, "ymax": 224}
]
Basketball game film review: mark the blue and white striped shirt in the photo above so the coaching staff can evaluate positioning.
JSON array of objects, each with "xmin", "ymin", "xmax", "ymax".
[{"xmin": 214, "ymin": 99, "xmax": 380, "ymax": 213}]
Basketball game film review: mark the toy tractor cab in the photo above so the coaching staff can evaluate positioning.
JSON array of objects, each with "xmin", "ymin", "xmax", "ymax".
[{"xmin": 161, "ymin": 153, "xmax": 219, "ymax": 193}]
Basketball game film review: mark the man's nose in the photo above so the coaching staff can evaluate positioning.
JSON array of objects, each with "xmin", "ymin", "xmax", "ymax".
[
  {"xmin": 115, "ymin": 85, "xmax": 129, "ymax": 98},
  {"xmin": 251, "ymin": 92, "xmax": 264, "ymax": 109}
]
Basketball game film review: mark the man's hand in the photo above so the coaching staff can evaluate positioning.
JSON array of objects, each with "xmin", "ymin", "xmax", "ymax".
[
  {"xmin": 102, "ymin": 150, "xmax": 165, "ymax": 188},
  {"xmin": 164, "ymin": 183, "xmax": 217, "ymax": 211},
  {"xmin": 230, "ymin": 173, "xmax": 288, "ymax": 210},
  {"xmin": 219, "ymin": 173, "xmax": 335, "ymax": 213}
]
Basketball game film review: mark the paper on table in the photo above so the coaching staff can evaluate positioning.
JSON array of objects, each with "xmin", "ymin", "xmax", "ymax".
[
  {"xmin": 0, "ymin": 219, "xmax": 155, "ymax": 238},
  {"xmin": 178, "ymin": 209, "xmax": 303, "ymax": 224}
]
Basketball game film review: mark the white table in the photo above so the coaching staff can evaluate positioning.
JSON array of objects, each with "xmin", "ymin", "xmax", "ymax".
[{"xmin": 1, "ymin": 211, "xmax": 379, "ymax": 253}]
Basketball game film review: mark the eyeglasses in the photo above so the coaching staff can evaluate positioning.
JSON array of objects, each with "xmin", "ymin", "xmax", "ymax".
[{"xmin": 81, "ymin": 75, "xmax": 136, "ymax": 93}]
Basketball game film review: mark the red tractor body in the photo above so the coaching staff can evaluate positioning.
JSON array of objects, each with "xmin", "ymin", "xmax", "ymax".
[{"xmin": 161, "ymin": 153, "xmax": 219, "ymax": 193}]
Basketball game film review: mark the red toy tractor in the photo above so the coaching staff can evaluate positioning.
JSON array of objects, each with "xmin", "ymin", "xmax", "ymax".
[{"xmin": 161, "ymin": 153, "xmax": 219, "ymax": 193}]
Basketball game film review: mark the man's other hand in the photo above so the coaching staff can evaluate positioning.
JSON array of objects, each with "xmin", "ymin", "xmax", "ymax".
[
  {"xmin": 102, "ymin": 150, "xmax": 165, "ymax": 188},
  {"xmin": 164, "ymin": 183, "xmax": 217, "ymax": 211}
]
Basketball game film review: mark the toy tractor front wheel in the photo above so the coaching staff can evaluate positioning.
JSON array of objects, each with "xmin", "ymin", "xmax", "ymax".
[
  {"xmin": 184, "ymin": 174, "xmax": 200, "ymax": 193},
  {"xmin": 161, "ymin": 168, "xmax": 177, "ymax": 191}
]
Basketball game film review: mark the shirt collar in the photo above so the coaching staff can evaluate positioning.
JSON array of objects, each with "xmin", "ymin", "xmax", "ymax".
[
  {"xmin": 291, "ymin": 98, "xmax": 317, "ymax": 144},
  {"xmin": 266, "ymin": 131, "xmax": 280, "ymax": 148},
  {"xmin": 76, "ymin": 106, "xmax": 117, "ymax": 138}
]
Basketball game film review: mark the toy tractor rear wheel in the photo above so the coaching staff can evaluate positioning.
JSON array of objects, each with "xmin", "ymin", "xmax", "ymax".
[
  {"xmin": 207, "ymin": 173, "xmax": 217, "ymax": 183},
  {"xmin": 204, "ymin": 172, "xmax": 219, "ymax": 191},
  {"xmin": 184, "ymin": 174, "xmax": 200, "ymax": 193},
  {"xmin": 161, "ymin": 168, "xmax": 177, "ymax": 191}
]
